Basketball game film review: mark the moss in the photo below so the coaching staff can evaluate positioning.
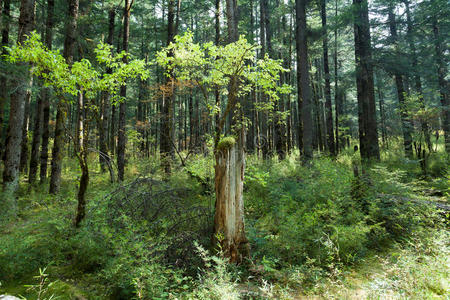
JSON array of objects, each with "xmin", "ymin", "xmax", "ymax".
[{"xmin": 217, "ymin": 136, "xmax": 236, "ymax": 151}]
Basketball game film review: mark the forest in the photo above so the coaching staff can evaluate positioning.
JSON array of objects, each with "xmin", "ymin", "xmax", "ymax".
[{"xmin": 0, "ymin": 0, "xmax": 448, "ymax": 298}]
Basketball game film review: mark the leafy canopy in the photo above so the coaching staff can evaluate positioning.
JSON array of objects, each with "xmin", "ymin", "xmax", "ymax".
[
  {"xmin": 6, "ymin": 31, "xmax": 149, "ymax": 101},
  {"xmin": 155, "ymin": 31, "xmax": 291, "ymax": 102}
]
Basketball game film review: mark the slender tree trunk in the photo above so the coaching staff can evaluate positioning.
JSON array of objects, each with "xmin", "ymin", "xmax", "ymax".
[
  {"xmin": 49, "ymin": 0, "xmax": 78, "ymax": 194},
  {"xmin": 353, "ymin": 0, "xmax": 380, "ymax": 161},
  {"xmin": 117, "ymin": 0, "xmax": 130, "ymax": 182},
  {"xmin": 38, "ymin": 0, "xmax": 53, "ymax": 183},
  {"xmin": 432, "ymin": 17, "xmax": 450, "ymax": 153},
  {"xmin": 74, "ymin": 92, "xmax": 88, "ymax": 227},
  {"xmin": 333, "ymin": 0, "xmax": 341, "ymax": 153},
  {"xmin": 214, "ymin": 0, "xmax": 221, "ymax": 146},
  {"xmin": 2, "ymin": 0, "xmax": 35, "ymax": 197},
  {"xmin": 296, "ymin": 0, "xmax": 313, "ymax": 162},
  {"xmin": 99, "ymin": 9, "xmax": 115, "ymax": 174},
  {"xmin": 19, "ymin": 80, "xmax": 32, "ymax": 174},
  {"xmin": 160, "ymin": 0, "xmax": 176, "ymax": 175},
  {"xmin": 29, "ymin": 0, "xmax": 53, "ymax": 184},
  {"xmin": 0, "ymin": 0, "xmax": 10, "ymax": 161},
  {"xmin": 321, "ymin": 0, "xmax": 335, "ymax": 156},
  {"xmin": 388, "ymin": 5, "xmax": 413, "ymax": 158}
]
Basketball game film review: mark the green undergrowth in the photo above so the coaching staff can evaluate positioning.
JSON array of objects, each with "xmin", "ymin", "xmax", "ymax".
[{"xmin": 0, "ymin": 144, "xmax": 448, "ymax": 299}]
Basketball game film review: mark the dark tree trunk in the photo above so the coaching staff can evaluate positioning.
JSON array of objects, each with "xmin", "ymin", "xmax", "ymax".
[
  {"xmin": 0, "ymin": 0, "xmax": 10, "ymax": 161},
  {"xmin": 19, "ymin": 79, "xmax": 32, "ymax": 174},
  {"xmin": 388, "ymin": 5, "xmax": 413, "ymax": 158},
  {"xmin": 30, "ymin": 0, "xmax": 53, "ymax": 184},
  {"xmin": 74, "ymin": 92, "xmax": 88, "ymax": 227},
  {"xmin": 333, "ymin": 0, "xmax": 341, "ymax": 153},
  {"xmin": 117, "ymin": 0, "xmax": 130, "ymax": 182},
  {"xmin": 214, "ymin": 0, "xmax": 221, "ymax": 144},
  {"xmin": 160, "ymin": 0, "xmax": 176, "ymax": 175},
  {"xmin": 49, "ymin": 0, "xmax": 78, "ymax": 194},
  {"xmin": 321, "ymin": 0, "xmax": 335, "ymax": 156},
  {"xmin": 99, "ymin": 8, "xmax": 114, "ymax": 174},
  {"xmin": 2, "ymin": 0, "xmax": 35, "ymax": 196},
  {"xmin": 376, "ymin": 76, "xmax": 388, "ymax": 147},
  {"xmin": 353, "ymin": 0, "xmax": 380, "ymax": 161},
  {"xmin": 296, "ymin": 0, "xmax": 313, "ymax": 162}
]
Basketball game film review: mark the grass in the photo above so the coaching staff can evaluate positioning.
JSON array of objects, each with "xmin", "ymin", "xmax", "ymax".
[{"xmin": 0, "ymin": 139, "xmax": 448, "ymax": 299}]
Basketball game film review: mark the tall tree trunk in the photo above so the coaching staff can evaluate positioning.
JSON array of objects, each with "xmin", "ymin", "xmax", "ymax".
[
  {"xmin": 99, "ymin": 8, "xmax": 114, "ymax": 175},
  {"xmin": 353, "ymin": 0, "xmax": 380, "ymax": 161},
  {"xmin": 376, "ymin": 75, "xmax": 388, "ymax": 147},
  {"xmin": 29, "ymin": 0, "xmax": 53, "ymax": 184},
  {"xmin": 117, "ymin": 0, "xmax": 130, "ymax": 182},
  {"xmin": 39, "ymin": 0, "xmax": 53, "ymax": 183},
  {"xmin": 74, "ymin": 92, "xmax": 88, "ymax": 227},
  {"xmin": 49, "ymin": 0, "xmax": 78, "ymax": 194},
  {"xmin": 296, "ymin": 0, "xmax": 313, "ymax": 162},
  {"xmin": 160, "ymin": 0, "xmax": 176, "ymax": 175},
  {"xmin": 388, "ymin": 4, "xmax": 413, "ymax": 158},
  {"xmin": 321, "ymin": 0, "xmax": 335, "ymax": 156},
  {"xmin": 432, "ymin": 17, "xmax": 450, "ymax": 153},
  {"xmin": 19, "ymin": 79, "xmax": 32, "ymax": 174},
  {"xmin": 2, "ymin": 0, "xmax": 35, "ymax": 197},
  {"xmin": 333, "ymin": 0, "xmax": 341, "ymax": 153},
  {"xmin": 214, "ymin": 0, "xmax": 221, "ymax": 144},
  {"xmin": 0, "ymin": 0, "xmax": 10, "ymax": 161}
]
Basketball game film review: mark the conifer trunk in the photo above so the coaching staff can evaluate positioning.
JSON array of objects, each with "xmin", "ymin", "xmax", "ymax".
[
  {"xmin": 117, "ymin": 0, "xmax": 130, "ymax": 182},
  {"xmin": 2, "ymin": 0, "xmax": 35, "ymax": 196},
  {"xmin": 0, "ymin": 0, "xmax": 10, "ymax": 161},
  {"xmin": 50, "ymin": 0, "xmax": 78, "ymax": 194},
  {"xmin": 296, "ymin": 0, "xmax": 313, "ymax": 162},
  {"xmin": 353, "ymin": 0, "xmax": 380, "ymax": 161}
]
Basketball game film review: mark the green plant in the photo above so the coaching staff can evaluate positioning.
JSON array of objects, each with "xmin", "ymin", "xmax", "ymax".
[{"xmin": 24, "ymin": 267, "xmax": 58, "ymax": 300}]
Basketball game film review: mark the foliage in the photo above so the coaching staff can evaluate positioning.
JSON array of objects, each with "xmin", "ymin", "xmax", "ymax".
[
  {"xmin": 6, "ymin": 31, "xmax": 149, "ymax": 101},
  {"xmin": 155, "ymin": 31, "xmax": 291, "ymax": 121}
]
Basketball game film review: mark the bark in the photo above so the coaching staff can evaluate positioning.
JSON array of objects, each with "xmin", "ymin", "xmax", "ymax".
[
  {"xmin": 30, "ymin": 0, "xmax": 53, "ymax": 184},
  {"xmin": 432, "ymin": 18, "xmax": 450, "ymax": 153},
  {"xmin": 214, "ymin": 130, "xmax": 249, "ymax": 262},
  {"xmin": 333, "ymin": 0, "xmax": 340, "ymax": 153},
  {"xmin": 0, "ymin": 0, "xmax": 10, "ymax": 161},
  {"xmin": 321, "ymin": 0, "xmax": 335, "ymax": 156},
  {"xmin": 214, "ymin": 0, "xmax": 221, "ymax": 143},
  {"xmin": 74, "ymin": 92, "xmax": 88, "ymax": 227},
  {"xmin": 160, "ymin": 0, "xmax": 176, "ymax": 175},
  {"xmin": 99, "ymin": 8, "xmax": 114, "ymax": 174},
  {"xmin": 49, "ymin": 0, "xmax": 78, "ymax": 194},
  {"xmin": 213, "ymin": 0, "xmax": 249, "ymax": 263},
  {"xmin": 376, "ymin": 76, "xmax": 387, "ymax": 146},
  {"xmin": 29, "ymin": 90, "xmax": 44, "ymax": 184},
  {"xmin": 19, "ymin": 77, "xmax": 32, "ymax": 174},
  {"xmin": 353, "ymin": 0, "xmax": 380, "ymax": 161},
  {"xmin": 259, "ymin": 0, "xmax": 269, "ymax": 158},
  {"xmin": 296, "ymin": 0, "xmax": 313, "ymax": 162},
  {"xmin": 2, "ymin": 0, "xmax": 35, "ymax": 196},
  {"xmin": 117, "ymin": 0, "xmax": 130, "ymax": 182},
  {"xmin": 388, "ymin": 5, "xmax": 413, "ymax": 158}
]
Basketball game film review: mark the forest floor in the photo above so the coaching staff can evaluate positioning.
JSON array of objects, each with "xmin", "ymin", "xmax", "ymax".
[
  {"xmin": 293, "ymin": 228, "xmax": 449, "ymax": 299},
  {"xmin": 1, "ymin": 150, "xmax": 449, "ymax": 299}
]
